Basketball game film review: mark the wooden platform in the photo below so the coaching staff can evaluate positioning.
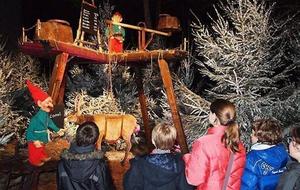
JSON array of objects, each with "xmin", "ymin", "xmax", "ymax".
[
  {"xmin": 19, "ymin": 39, "xmax": 189, "ymax": 155},
  {"xmin": 19, "ymin": 40, "xmax": 187, "ymax": 65}
]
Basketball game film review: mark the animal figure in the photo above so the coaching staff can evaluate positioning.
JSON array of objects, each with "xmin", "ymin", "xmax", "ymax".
[{"xmin": 65, "ymin": 97, "xmax": 139, "ymax": 165}]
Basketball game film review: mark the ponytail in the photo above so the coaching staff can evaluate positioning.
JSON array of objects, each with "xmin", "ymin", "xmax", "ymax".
[
  {"xmin": 210, "ymin": 99, "xmax": 240, "ymax": 153},
  {"xmin": 221, "ymin": 120, "xmax": 240, "ymax": 153}
]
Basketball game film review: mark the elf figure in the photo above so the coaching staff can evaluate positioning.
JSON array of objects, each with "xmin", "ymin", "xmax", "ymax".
[
  {"xmin": 106, "ymin": 12, "xmax": 125, "ymax": 53},
  {"xmin": 25, "ymin": 80, "xmax": 64, "ymax": 166}
]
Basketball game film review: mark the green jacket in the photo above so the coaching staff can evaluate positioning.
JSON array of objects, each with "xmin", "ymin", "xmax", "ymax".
[
  {"xmin": 105, "ymin": 24, "xmax": 125, "ymax": 38},
  {"xmin": 26, "ymin": 109, "xmax": 60, "ymax": 143}
]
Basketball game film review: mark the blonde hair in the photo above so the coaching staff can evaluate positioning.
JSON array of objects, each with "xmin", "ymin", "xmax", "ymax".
[
  {"xmin": 152, "ymin": 123, "xmax": 177, "ymax": 150},
  {"xmin": 210, "ymin": 99, "xmax": 240, "ymax": 153}
]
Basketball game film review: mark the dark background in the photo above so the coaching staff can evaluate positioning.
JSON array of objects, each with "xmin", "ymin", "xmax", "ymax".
[{"xmin": 0, "ymin": 0, "xmax": 299, "ymax": 50}]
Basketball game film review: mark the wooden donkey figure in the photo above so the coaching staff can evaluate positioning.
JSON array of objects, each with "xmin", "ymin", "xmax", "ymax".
[{"xmin": 65, "ymin": 95, "xmax": 139, "ymax": 165}]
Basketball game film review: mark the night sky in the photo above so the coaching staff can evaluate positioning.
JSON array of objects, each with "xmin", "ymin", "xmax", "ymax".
[{"xmin": 0, "ymin": 0, "xmax": 299, "ymax": 50}]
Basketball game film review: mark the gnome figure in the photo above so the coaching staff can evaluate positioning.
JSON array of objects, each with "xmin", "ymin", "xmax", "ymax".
[
  {"xmin": 25, "ymin": 80, "xmax": 64, "ymax": 166},
  {"xmin": 106, "ymin": 12, "xmax": 125, "ymax": 53}
]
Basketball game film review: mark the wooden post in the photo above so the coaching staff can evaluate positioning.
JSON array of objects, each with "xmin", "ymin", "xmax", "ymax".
[
  {"xmin": 57, "ymin": 73, "xmax": 67, "ymax": 105},
  {"xmin": 134, "ymin": 68, "xmax": 152, "ymax": 147},
  {"xmin": 48, "ymin": 53, "xmax": 69, "ymax": 105},
  {"xmin": 141, "ymin": 30, "xmax": 146, "ymax": 50},
  {"xmin": 158, "ymin": 59, "xmax": 188, "ymax": 153}
]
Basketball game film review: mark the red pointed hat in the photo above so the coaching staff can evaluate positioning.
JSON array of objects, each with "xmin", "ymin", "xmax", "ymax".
[{"xmin": 26, "ymin": 80, "xmax": 49, "ymax": 105}]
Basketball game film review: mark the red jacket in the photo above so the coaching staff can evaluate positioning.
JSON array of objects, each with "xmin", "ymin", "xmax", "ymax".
[{"xmin": 183, "ymin": 125, "xmax": 246, "ymax": 190}]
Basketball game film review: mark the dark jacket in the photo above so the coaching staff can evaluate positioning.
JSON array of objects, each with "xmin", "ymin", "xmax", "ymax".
[
  {"xmin": 123, "ymin": 153, "xmax": 194, "ymax": 190},
  {"xmin": 57, "ymin": 143, "xmax": 115, "ymax": 190},
  {"xmin": 276, "ymin": 160, "xmax": 300, "ymax": 190},
  {"xmin": 241, "ymin": 143, "xmax": 289, "ymax": 190}
]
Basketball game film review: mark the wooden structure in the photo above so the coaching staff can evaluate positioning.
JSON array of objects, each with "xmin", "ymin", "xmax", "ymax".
[
  {"xmin": 35, "ymin": 19, "xmax": 73, "ymax": 43},
  {"xmin": 157, "ymin": 14, "xmax": 181, "ymax": 32},
  {"xmin": 74, "ymin": 0, "xmax": 102, "ymax": 51},
  {"xmin": 20, "ymin": 19, "xmax": 189, "ymax": 154}
]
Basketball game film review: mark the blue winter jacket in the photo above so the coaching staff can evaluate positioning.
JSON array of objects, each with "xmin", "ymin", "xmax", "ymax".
[
  {"xmin": 124, "ymin": 153, "xmax": 194, "ymax": 190},
  {"xmin": 241, "ymin": 143, "xmax": 289, "ymax": 190}
]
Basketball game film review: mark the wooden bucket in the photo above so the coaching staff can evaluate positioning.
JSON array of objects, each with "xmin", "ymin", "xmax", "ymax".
[
  {"xmin": 157, "ymin": 14, "xmax": 181, "ymax": 32},
  {"xmin": 35, "ymin": 19, "xmax": 73, "ymax": 43}
]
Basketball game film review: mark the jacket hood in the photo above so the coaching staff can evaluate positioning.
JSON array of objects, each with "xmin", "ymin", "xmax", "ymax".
[
  {"xmin": 250, "ymin": 143, "xmax": 288, "ymax": 175},
  {"xmin": 286, "ymin": 160, "xmax": 300, "ymax": 172},
  {"xmin": 60, "ymin": 143, "xmax": 104, "ymax": 182},
  {"xmin": 139, "ymin": 153, "xmax": 183, "ymax": 187}
]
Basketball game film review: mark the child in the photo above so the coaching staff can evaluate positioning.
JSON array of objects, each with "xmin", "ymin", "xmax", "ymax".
[
  {"xmin": 241, "ymin": 118, "xmax": 289, "ymax": 190},
  {"xmin": 184, "ymin": 99, "xmax": 246, "ymax": 190},
  {"xmin": 276, "ymin": 127, "xmax": 300, "ymax": 190},
  {"xmin": 106, "ymin": 11, "xmax": 125, "ymax": 53},
  {"xmin": 123, "ymin": 122, "xmax": 193, "ymax": 190},
  {"xmin": 25, "ymin": 80, "xmax": 64, "ymax": 166},
  {"xmin": 57, "ymin": 121, "xmax": 115, "ymax": 190}
]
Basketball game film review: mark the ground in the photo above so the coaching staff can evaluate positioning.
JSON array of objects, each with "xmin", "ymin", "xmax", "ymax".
[{"xmin": 0, "ymin": 138, "xmax": 133, "ymax": 190}]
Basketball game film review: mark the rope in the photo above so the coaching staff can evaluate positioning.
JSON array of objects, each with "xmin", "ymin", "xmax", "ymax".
[
  {"xmin": 108, "ymin": 55, "xmax": 113, "ymax": 97},
  {"xmin": 158, "ymin": 50, "xmax": 164, "ymax": 60},
  {"xmin": 24, "ymin": 23, "xmax": 37, "ymax": 31},
  {"xmin": 150, "ymin": 52, "xmax": 153, "ymax": 76}
]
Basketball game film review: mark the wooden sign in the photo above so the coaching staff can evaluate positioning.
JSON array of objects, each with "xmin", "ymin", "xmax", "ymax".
[
  {"xmin": 81, "ymin": 2, "xmax": 99, "ymax": 35},
  {"xmin": 50, "ymin": 104, "xmax": 65, "ymax": 129}
]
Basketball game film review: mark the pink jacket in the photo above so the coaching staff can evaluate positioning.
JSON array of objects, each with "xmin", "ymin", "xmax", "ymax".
[{"xmin": 183, "ymin": 126, "xmax": 246, "ymax": 190}]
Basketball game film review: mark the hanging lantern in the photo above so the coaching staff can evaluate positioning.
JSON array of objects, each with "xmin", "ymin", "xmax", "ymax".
[{"xmin": 157, "ymin": 14, "xmax": 181, "ymax": 33}]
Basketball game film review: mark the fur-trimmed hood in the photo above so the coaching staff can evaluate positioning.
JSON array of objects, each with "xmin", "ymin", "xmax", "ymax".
[
  {"xmin": 61, "ymin": 149, "xmax": 104, "ymax": 160},
  {"xmin": 59, "ymin": 143, "xmax": 105, "ymax": 182}
]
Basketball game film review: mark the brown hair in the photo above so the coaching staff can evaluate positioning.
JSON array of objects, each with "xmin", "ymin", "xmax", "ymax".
[
  {"xmin": 291, "ymin": 127, "xmax": 300, "ymax": 144},
  {"xmin": 152, "ymin": 122, "xmax": 177, "ymax": 150},
  {"xmin": 76, "ymin": 121, "xmax": 99, "ymax": 147},
  {"xmin": 113, "ymin": 11, "xmax": 122, "ymax": 18},
  {"xmin": 210, "ymin": 99, "xmax": 240, "ymax": 153},
  {"xmin": 252, "ymin": 119, "xmax": 282, "ymax": 145}
]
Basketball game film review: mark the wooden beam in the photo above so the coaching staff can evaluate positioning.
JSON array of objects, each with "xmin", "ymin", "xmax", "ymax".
[
  {"xmin": 19, "ymin": 41, "xmax": 187, "ymax": 64},
  {"xmin": 134, "ymin": 68, "xmax": 152, "ymax": 148},
  {"xmin": 106, "ymin": 20, "xmax": 171, "ymax": 36},
  {"xmin": 48, "ymin": 53, "xmax": 69, "ymax": 105},
  {"xmin": 158, "ymin": 59, "xmax": 188, "ymax": 153},
  {"xmin": 57, "ymin": 72, "xmax": 67, "ymax": 105}
]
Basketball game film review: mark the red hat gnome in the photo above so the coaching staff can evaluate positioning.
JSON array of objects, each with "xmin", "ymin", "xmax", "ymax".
[
  {"xmin": 25, "ymin": 80, "xmax": 64, "ymax": 167},
  {"xmin": 26, "ymin": 80, "xmax": 49, "ymax": 105}
]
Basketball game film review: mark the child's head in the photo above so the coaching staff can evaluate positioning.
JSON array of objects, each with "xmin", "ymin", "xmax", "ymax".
[
  {"xmin": 210, "ymin": 99, "xmax": 241, "ymax": 153},
  {"xmin": 152, "ymin": 122, "xmax": 177, "ymax": 150},
  {"xmin": 112, "ymin": 12, "xmax": 123, "ymax": 23},
  {"xmin": 76, "ymin": 122, "xmax": 99, "ymax": 147},
  {"xmin": 209, "ymin": 99, "xmax": 236, "ymax": 126},
  {"xmin": 289, "ymin": 127, "xmax": 300, "ymax": 161},
  {"xmin": 251, "ymin": 119, "xmax": 282, "ymax": 145}
]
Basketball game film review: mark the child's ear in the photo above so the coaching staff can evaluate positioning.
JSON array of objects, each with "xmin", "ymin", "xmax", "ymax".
[
  {"xmin": 208, "ymin": 112, "xmax": 217, "ymax": 124},
  {"xmin": 152, "ymin": 139, "xmax": 156, "ymax": 148}
]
